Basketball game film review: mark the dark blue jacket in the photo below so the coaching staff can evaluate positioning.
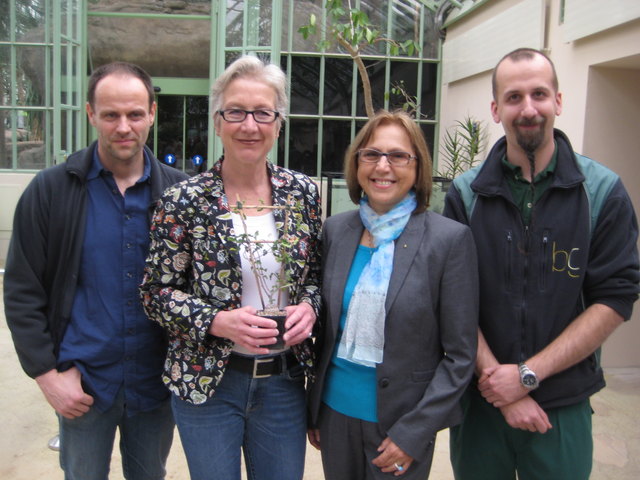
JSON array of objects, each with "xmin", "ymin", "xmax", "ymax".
[
  {"xmin": 443, "ymin": 129, "xmax": 639, "ymax": 409},
  {"xmin": 4, "ymin": 142, "xmax": 188, "ymax": 378}
]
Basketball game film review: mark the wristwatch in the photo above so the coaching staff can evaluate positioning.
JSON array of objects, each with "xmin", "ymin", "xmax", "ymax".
[{"xmin": 518, "ymin": 363, "xmax": 539, "ymax": 390}]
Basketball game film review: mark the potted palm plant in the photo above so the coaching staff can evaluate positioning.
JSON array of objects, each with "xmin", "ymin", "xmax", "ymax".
[
  {"xmin": 436, "ymin": 116, "xmax": 486, "ymax": 185},
  {"xmin": 431, "ymin": 116, "xmax": 487, "ymax": 213}
]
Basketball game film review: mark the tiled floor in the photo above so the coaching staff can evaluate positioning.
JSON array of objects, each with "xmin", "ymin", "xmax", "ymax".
[{"xmin": 1, "ymin": 275, "xmax": 638, "ymax": 479}]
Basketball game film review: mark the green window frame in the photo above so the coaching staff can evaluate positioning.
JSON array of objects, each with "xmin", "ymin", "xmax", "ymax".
[
  {"xmin": 1, "ymin": 0, "xmax": 444, "ymax": 176},
  {"xmin": 1, "ymin": 0, "xmax": 85, "ymax": 171},
  {"xmin": 212, "ymin": 1, "xmax": 442, "ymax": 178}
]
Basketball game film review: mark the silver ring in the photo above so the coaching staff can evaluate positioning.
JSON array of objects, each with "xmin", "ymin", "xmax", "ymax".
[
  {"xmin": 308, "ymin": 331, "xmax": 313, "ymax": 337},
  {"xmin": 394, "ymin": 463, "xmax": 404, "ymax": 472}
]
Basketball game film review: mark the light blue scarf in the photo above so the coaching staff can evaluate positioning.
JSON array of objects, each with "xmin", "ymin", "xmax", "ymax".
[{"xmin": 337, "ymin": 191, "xmax": 417, "ymax": 367}]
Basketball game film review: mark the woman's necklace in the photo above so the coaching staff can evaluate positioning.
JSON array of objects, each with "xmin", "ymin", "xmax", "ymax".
[{"xmin": 364, "ymin": 230, "xmax": 376, "ymax": 252}]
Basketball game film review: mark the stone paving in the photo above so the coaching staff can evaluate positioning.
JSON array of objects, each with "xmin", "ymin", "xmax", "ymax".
[{"xmin": 2, "ymin": 275, "xmax": 638, "ymax": 479}]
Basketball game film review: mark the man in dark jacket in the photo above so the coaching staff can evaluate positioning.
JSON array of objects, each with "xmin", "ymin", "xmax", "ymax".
[
  {"xmin": 4, "ymin": 62, "xmax": 188, "ymax": 480},
  {"xmin": 444, "ymin": 48, "xmax": 639, "ymax": 479}
]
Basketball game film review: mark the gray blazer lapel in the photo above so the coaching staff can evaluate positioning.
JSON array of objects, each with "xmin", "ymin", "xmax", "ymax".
[
  {"xmin": 327, "ymin": 212, "xmax": 363, "ymax": 332},
  {"xmin": 385, "ymin": 213, "xmax": 425, "ymax": 313}
]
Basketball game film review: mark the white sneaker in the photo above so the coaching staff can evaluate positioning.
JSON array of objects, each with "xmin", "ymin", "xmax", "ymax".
[{"xmin": 48, "ymin": 434, "xmax": 60, "ymax": 451}]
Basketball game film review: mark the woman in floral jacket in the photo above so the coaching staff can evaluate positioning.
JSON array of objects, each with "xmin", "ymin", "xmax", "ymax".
[{"xmin": 140, "ymin": 56, "xmax": 321, "ymax": 480}]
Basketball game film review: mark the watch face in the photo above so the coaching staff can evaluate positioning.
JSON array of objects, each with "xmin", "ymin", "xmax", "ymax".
[{"xmin": 522, "ymin": 373, "xmax": 537, "ymax": 387}]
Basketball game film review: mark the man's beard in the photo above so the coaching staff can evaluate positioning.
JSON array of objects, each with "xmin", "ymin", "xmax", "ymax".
[{"xmin": 515, "ymin": 117, "xmax": 545, "ymax": 154}]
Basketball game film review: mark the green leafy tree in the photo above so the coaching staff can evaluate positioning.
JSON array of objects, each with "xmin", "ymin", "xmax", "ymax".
[{"xmin": 298, "ymin": 0, "xmax": 420, "ymax": 118}]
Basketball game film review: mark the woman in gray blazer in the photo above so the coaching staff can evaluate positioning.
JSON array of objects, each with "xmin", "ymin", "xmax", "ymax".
[{"xmin": 308, "ymin": 110, "xmax": 479, "ymax": 479}]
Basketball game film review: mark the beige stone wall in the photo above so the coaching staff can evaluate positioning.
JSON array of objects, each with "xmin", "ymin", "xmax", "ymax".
[{"xmin": 0, "ymin": 173, "xmax": 35, "ymax": 267}]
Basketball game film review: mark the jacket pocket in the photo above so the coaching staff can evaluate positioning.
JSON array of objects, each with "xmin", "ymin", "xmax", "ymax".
[{"xmin": 411, "ymin": 369, "xmax": 436, "ymax": 383}]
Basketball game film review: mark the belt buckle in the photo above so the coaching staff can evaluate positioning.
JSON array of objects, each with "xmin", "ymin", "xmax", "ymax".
[{"xmin": 252, "ymin": 357, "xmax": 275, "ymax": 379}]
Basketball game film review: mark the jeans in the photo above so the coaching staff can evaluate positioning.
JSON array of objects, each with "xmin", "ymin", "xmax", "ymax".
[
  {"xmin": 58, "ymin": 388, "xmax": 174, "ymax": 480},
  {"xmin": 172, "ymin": 364, "xmax": 307, "ymax": 480}
]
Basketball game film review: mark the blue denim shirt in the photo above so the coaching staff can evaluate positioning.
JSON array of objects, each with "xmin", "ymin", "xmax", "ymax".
[{"xmin": 58, "ymin": 150, "xmax": 169, "ymax": 414}]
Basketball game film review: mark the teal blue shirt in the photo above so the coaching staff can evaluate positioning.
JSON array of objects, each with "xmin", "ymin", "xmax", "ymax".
[{"xmin": 322, "ymin": 245, "xmax": 378, "ymax": 422}]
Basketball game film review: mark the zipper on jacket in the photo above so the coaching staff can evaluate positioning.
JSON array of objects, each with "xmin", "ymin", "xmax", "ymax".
[
  {"xmin": 540, "ymin": 230, "xmax": 549, "ymax": 291},
  {"xmin": 520, "ymin": 225, "xmax": 531, "ymax": 361},
  {"xmin": 504, "ymin": 230, "xmax": 513, "ymax": 292}
]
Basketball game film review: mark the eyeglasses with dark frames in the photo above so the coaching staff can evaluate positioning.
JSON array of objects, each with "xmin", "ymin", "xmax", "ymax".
[
  {"xmin": 357, "ymin": 148, "xmax": 417, "ymax": 166},
  {"xmin": 218, "ymin": 109, "xmax": 280, "ymax": 124}
]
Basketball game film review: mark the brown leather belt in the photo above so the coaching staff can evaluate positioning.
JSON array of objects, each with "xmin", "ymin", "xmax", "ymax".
[{"xmin": 227, "ymin": 351, "xmax": 298, "ymax": 378}]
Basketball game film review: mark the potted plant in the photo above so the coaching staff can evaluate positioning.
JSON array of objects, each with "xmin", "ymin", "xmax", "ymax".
[
  {"xmin": 430, "ymin": 116, "xmax": 487, "ymax": 213},
  {"xmin": 436, "ymin": 116, "xmax": 486, "ymax": 186},
  {"xmin": 229, "ymin": 194, "xmax": 305, "ymax": 349}
]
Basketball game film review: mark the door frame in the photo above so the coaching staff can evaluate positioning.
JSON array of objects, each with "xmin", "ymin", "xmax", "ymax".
[{"xmin": 151, "ymin": 78, "xmax": 210, "ymax": 171}]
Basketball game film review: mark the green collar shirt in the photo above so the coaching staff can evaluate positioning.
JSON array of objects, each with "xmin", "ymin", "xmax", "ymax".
[{"xmin": 501, "ymin": 145, "xmax": 558, "ymax": 225}]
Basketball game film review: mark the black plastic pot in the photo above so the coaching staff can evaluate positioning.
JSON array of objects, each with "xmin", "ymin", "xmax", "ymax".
[{"xmin": 257, "ymin": 309, "xmax": 287, "ymax": 350}]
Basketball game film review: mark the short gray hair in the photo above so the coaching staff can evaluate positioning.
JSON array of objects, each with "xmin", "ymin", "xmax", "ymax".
[{"xmin": 211, "ymin": 55, "xmax": 288, "ymax": 126}]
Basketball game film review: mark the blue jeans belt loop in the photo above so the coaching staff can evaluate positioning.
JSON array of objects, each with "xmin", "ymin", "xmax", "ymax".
[{"xmin": 228, "ymin": 352, "xmax": 296, "ymax": 378}]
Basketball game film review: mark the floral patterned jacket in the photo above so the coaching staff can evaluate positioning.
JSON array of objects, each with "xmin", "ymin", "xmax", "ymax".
[{"xmin": 140, "ymin": 158, "xmax": 322, "ymax": 405}]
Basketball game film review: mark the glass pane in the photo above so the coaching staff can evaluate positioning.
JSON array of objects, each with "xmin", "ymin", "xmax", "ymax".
[
  {"xmin": 0, "ymin": 109, "xmax": 13, "ymax": 168},
  {"xmin": 156, "ymin": 96, "xmax": 185, "ymax": 169},
  {"xmin": 286, "ymin": 0, "xmax": 323, "ymax": 51},
  {"xmin": 226, "ymin": 0, "xmax": 244, "ymax": 48},
  {"xmin": 257, "ymin": 0, "xmax": 273, "ymax": 47},
  {"xmin": 321, "ymin": 119, "xmax": 352, "ymax": 174},
  {"xmin": 16, "ymin": 46, "xmax": 48, "ymax": 107},
  {"xmin": 285, "ymin": 118, "xmax": 318, "ymax": 176},
  {"xmin": 15, "ymin": 0, "xmax": 48, "ymax": 43},
  {"xmin": 60, "ymin": 46, "xmax": 81, "ymax": 108},
  {"xmin": 60, "ymin": 0, "xmax": 70, "ymax": 36},
  {"xmin": 89, "ymin": 0, "xmax": 211, "ymax": 15},
  {"xmin": 185, "ymin": 96, "xmax": 209, "ymax": 175},
  {"xmin": 88, "ymin": 16, "xmax": 210, "ymax": 78},
  {"xmin": 324, "ymin": 57, "xmax": 352, "ymax": 116},
  {"xmin": 225, "ymin": 0, "xmax": 272, "ymax": 48},
  {"xmin": 71, "ymin": 0, "xmax": 81, "ymax": 40},
  {"xmin": 355, "ymin": 59, "xmax": 385, "ymax": 118},
  {"xmin": 388, "ymin": 61, "xmax": 418, "ymax": 113},
  {"xmin": 0, "ymin": 4, "xmax": 8, "ymax": 42},
  {"xmin": 60, "ymin": 109, "xmax": 73, "ymax": 158},
  {"xmin": 225, "ymin": 50, "xmax": 243, "ymax": 67},
  {"xmin": 15, "ymin": 109, "xmax": 47, "ymax": 169},
  {"xmin": 420, "ymin": 123, "xmax": 435, "ymax": 161},
  {"xmin": 0, "ymin": 46, "xmax": 11, "ymax": 106},
  {"xmin": 421, "ymin": 10, "xmax": 440, "ymax": 59},
  {"xmin": 421, "ymin": 63, "xmax": 438, "ymax": 120},
  {"xmin": 288, "ymin": 56, "xmax": 319, "ymax": 115},
  {"xmin": 391, "ymin": 0, "xmax": 421, "ymax": 58},
  {"xmin": 358, "ymin": 2, "xmax": 387, "ymax": 56}
]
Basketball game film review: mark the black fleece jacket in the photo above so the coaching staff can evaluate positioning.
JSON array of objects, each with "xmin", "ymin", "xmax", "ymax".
[
  {"xmin": 443, "ymin": 130, "xmax": 639, "ymax": 408},
  {"xmin": 4, "ymin": 142, "xmax": 188, "ymax": 378}
]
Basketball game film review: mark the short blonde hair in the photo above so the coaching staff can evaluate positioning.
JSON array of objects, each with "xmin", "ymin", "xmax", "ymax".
[
  {"xmin": 211, "ymin": 55, "xmax": 288, "ymax": 128},
  {"xmin": 344, "ymin": 110, "xmax": 432, "ymax": 213}
]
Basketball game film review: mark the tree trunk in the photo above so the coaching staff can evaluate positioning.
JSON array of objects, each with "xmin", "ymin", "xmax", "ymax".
[{"xmin": 336, "ymin": 34, "xmax": 375, "ymax": 118}]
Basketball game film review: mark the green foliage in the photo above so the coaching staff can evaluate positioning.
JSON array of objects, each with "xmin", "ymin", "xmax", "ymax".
[
  {"xmin": 437, "ymin": 116, "xmax": 487, "ymax": 179},
  {"xmin": 229, "ymin": 196, "xmax": 304, "ymax": 311},
  {"xmin": 298, "ymin": 0, "xmax": 420, "ymax": 118},
  {"xmin": 385, "ymin": 80, "xmax": 425, "ymax": 117}
]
